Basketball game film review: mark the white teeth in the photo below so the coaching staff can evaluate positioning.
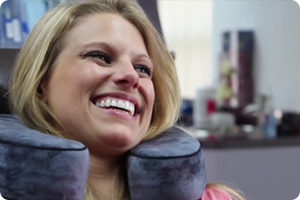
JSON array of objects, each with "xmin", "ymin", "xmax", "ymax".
[
  {"xmin": 111, "ymin": 99, "xmax": 117, "ymax": 107},
  {"xmin": 105, "ymin": 99, "xmax": 111, "ymax": 107},
  {"xmin": 95, "ymin": 98, "xmax": 136, "ymax": 116},
  {"xmin": 130, "ymin": 104, "xmax": 135, "ymax": 116},
  {"xmin": 100, "ymin": 100, "xmax": 105, "ymax": 107},
  {"xmin": 117, "ymin": 100, "xmax": 124, "ymax": 108},
  {"xmin": 124, "ymin": 101, "xmax": 130, "ymax": 110}
]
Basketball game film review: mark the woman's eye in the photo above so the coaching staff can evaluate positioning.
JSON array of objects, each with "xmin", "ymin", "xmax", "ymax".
[
  {"xmin": 134, "ymin": 65, "xmax": 152, "ymax": 77},
  {"xmin": 83, "ymin": 51, "xmax": 111, "ymax": 64}
]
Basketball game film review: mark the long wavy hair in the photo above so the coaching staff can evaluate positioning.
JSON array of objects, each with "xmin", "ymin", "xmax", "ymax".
[{"xmin": 9, "ymin": 0, "xmax": 245, "ymax": 200}]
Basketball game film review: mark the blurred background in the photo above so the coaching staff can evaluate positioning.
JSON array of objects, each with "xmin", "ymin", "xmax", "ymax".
[{"xmin": 1, "ymin": 0, "xmax": 300, "ymax": 199}]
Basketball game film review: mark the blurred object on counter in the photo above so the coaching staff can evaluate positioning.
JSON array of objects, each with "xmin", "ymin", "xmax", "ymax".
[
  {"xmin": 193, "ymin": 87, "xmax": 217, "ymax": 129},
  {"xmin": 217, "ymin": 32, "xmax": 235, "ymax": 108},
  {"xmin": 177, "ymin": 98, "xmax": 194, "ymax": 127},
  {"xmin": 277, "ymin": 112, "xmax": 300, "ymax": 137},
  {"xmin": 262, "ymin": 94, "xmax": 277, "ymax": 139},
  {"xmin": 217, "ymin": 53, "xmax": 234, "ymax": 108},
  {"xmin": 179, "ymin": 127, "xmax": 210, "ymax": 140},
  {"xmin": 236, "ymin": 31, "xmax": 255, "ymax": 108},
  {"xmin": 210, "ymin": 112, "xmax": 235, "ymax": 134},
  {"xmin": 219, "ymin": 106, "xmax": 257, "ymax": 127},
  {"xmin": 243, "ymin": 94, "xmax": 267, "ymax": 134},
  {"xmin": 218, "ymin": 30, "xmax": 255, "ymax": 109},
  {"xmin": 243, "ymin": 94, "xmax": 280, "ymax": 139},
  {"xmin": 241, "ymin": 124, "xmax": 256, "ymax": 134}
]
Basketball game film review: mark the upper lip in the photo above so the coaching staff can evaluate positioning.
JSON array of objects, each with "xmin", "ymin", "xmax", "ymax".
[{"xmin": 91, "ymin": 92, "xmax": 140, "ymax": 111}]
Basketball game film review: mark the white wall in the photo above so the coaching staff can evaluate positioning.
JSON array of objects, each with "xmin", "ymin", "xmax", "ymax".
[
  {"xmin": 158, "ymin": 0, "xmax": 213, "ymax": 98},
  {"xmin": 212, "ymin": 0, "xmax": 300, "ymax": 112}
]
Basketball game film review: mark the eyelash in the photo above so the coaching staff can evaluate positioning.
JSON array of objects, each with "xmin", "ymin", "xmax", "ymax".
[
  {"xmin": 82, "ymin": 51, "xmax": 111, "ymax": 64},
  {"xmin": 82, "ymin": 51, "xmax": 152, "ymax": 77},
  {"xmin": 134, "ymin": 64, "xmax": 152, "ymax": 77}
]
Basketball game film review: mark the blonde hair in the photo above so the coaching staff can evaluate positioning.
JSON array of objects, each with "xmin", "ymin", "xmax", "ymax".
[
  {"xmin": 9, "ymin": 0, "xmax": 245, "ymax": 200},
  {"xmin": 10, "ymin": 0, "xmax": 180, "ymax": 139},
  {"xmin": 206, "ymin": 183, "xmax": 246, "ymax": 200}
]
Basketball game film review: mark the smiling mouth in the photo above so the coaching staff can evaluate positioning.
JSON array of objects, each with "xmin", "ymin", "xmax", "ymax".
[{"xmin": 93, "ymin": 98, "xmax": 138, "ymax": 116}]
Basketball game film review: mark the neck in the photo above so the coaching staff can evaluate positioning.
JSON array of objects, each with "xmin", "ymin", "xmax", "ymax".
[{"xmin": 88, "ymin": 152, "xmax": 123, "ymax": 200}]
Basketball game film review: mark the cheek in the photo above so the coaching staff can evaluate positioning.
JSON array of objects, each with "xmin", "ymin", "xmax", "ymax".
[
  {"xmin": 46, "ymin": 64, "xmax": 107, "ymax": 103},
  {"xmin": 45, "ymin": 72, "xmax": 89, "ymax": 126},
  {"xmin": 47, "ymin": 75, "xmax": 79, "ymax": 106},
  {"xmin": 143, "ymin": 81, "xmax": 155, "ymax": 131},
  {"xmin": 46, "ymin": 81, "xmax": 79, "ymax": 126},
  {"xmin": 145, "ymin": 80, "xmax": 155, "ymax": 107}
]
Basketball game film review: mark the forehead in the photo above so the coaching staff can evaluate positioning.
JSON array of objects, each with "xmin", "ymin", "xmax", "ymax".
[{"xmin": 63, "ymin": 13, "xmax": 148, "ymax": 55}]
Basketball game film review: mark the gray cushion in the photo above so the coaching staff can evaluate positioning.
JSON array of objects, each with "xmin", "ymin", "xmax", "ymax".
[
  {"xmin": 0, "ymin": 115, "xmax": 207, "ymax": 200},
  {"xmin": 127, "ymin": 126, "xmax": 207, "ymax": 200},
  {"xmin": 0, "ymin": 114, "xmax": 89, "ymax": 200}
]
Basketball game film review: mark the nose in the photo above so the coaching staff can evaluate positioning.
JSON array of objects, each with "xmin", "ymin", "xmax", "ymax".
[{"xmin": 112, "ymin": 62, "xmax": 140, "ymax": 89}]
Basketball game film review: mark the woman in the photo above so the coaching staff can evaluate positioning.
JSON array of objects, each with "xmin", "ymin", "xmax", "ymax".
[{"xmin": 9, "ymin": 0, "xmax": 245, "ymax": 199}]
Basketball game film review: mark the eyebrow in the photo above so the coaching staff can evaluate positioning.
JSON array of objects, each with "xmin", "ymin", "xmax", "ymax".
[
  {"xmin": 81, "ymin": 42, "xmax": 153, "ymax": 66},
  {"xmin": 136, "ymin": 54, "xmax": 154, "ymax": 66},
  {"xmin": 81, "ymin": 42, "xmax": 113, "ymax": 52}
]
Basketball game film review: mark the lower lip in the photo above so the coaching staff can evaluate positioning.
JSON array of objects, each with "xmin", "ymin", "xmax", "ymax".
[{"xmin": 94, "ymin": 105, "xmax": 138, "ymax": 120}]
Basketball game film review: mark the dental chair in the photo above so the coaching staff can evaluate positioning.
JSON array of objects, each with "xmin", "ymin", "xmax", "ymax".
[{"xmin": 0, "ymin": 48, "xmax": 207, "ymax": 200}]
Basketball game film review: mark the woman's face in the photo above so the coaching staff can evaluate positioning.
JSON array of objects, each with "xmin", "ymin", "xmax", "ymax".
[{"xmin": 40, "ymin": 13, "xmax": 155, "ymax": 155}]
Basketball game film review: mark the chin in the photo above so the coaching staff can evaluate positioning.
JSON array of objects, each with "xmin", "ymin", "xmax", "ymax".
[{"xmin": 98, "ymin": 126, "xmax": 141, "ymax": 152}]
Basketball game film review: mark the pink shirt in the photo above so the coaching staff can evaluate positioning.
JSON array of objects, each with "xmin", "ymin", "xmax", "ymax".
[
  {"xmin": 0, "ymin": 187, "xmax": 232, "ymax": 200},
  {"xmin": 201, "ymin": 187, "xmax": 232, "ymax": 200}
]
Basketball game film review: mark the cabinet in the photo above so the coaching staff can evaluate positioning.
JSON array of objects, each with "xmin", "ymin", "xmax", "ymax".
[{"xmin": 204, "ymin": 146, "xmax": 300, "ymax": 200}]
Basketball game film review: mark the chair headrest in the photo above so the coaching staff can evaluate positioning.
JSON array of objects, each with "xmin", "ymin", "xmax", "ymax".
[
  {"xmin": 0, "ymin": 114, "xmax": 90, "ymax": 200},
  {"xmin": 0, "ymin": 115, "xmax": 207, "ymax": 200},
  {"xmin": 0, "ymin": 49, "xmax": 20, "ymax": 114},
  {"xmin": 127, "ymin": 126, "xmax": 207, "ymax": 200}
]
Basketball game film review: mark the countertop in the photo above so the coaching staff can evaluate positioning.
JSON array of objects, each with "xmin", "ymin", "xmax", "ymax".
[
  {"xmin": 199, "ymin": 136, "xmax": 300, "ymax": 149},
  {"xmin": 180, "ymin": 126, "xmax": 300, "ymax": 149}
]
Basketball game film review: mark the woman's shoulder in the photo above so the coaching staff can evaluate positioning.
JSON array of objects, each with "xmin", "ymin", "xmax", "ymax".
[{"xmin": 201, "ymin": 186, "xmax": 232, "ymax": 200}]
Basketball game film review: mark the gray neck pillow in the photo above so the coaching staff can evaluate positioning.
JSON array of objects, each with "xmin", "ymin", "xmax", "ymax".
[{"xmin": 0, "ymin": 114, "xmax": 207, "ymax": 200}]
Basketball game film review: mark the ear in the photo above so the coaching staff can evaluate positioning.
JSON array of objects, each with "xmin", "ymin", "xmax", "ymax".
[{"xmin": 36, "ymin": 79, "xmax": 48, "ymax": 103}]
